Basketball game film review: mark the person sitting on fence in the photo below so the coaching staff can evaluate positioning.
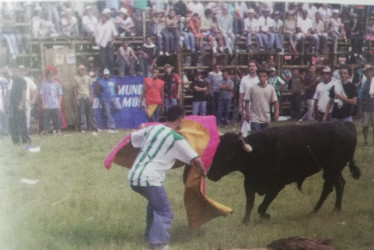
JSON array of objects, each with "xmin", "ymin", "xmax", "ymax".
[
  {"xmin": 258, "ymin": 7, "xmax": 275, "ymax": 51},
  {"xmin": 329, "ymin": 9, "xmax": 346, "ymax": 53},
  {"xmin": 152, "ymin": 9, "xmax": 166, "ymax": 56},
  {"xmin": 117, "ymin": 41, "xmax": 139, "ymax": 78},
  {"xmin": 317, "ymin": 4, "xmax": 332, "ymax": 23},
  {"xmin": 243, "ymin": 8, "xmax": 261, "ymax": 52},
  {"xmin": 217, "ymin": 6, "xmax": 235, "ymax": 54},
  {"xmin": 115, "ymin": 7, "xmax": 135, "ymax": 37},
  {"xmin": 31, "ymin": 6, "xmax": 58, "ymax": 38},
  {"xmin": 61, "ymin": 8, "xmax": 79, "ymax": 37},
  {"xmin": 296, "ymin": 9, "xmax": 318, "ymax": 56},
  {"xmin": 312, "ymin": 12, "xmax": 328, "ymax": 54},
  {"xmin": 138, "ymin": 37, "xmax": 157, "ymax": 78},
  {"xmin": 82, "ymin": 5, "xmax": 98, "ymax": 36},
  {"xmin": 272, "ymin": 11, "xmax": 283, "ymax": 53},
  {"xmin": 283, "ymin": 11, "xmax": 298, "ymax": 55},
  {"xmin": 188, "ymin": 13, "xmax": 204, "ymax": 52},
  {"xmin": 162, "ymin": 9, "xmax": 181, "ymax": 55},
  {"xmin": 181, "ymin": 10, "xmax": 196, "ymax": 53},
  {"xmin": 200, "ymin": 8, "xmax": 219, "ymax": 54}
]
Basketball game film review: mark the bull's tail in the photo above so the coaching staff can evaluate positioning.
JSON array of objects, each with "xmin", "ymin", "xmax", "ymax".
[{"xmin": 348, "ymin": 159, "xmax": 361, "ymax": 179}]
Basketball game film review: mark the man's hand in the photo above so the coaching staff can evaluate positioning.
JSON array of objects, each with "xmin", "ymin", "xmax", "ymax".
[{"xmin": 191, "ymin": 157, "xmax": 206, "ymax": 177}]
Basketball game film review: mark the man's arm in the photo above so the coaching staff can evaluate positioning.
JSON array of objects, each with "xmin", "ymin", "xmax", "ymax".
[
  {"xmin": 272, "ymin": 101, "xmax": 279, "ymax": 121},
  {"xmin": 191, "ymin": 157, "xmax": 206, "ymax": 177}
]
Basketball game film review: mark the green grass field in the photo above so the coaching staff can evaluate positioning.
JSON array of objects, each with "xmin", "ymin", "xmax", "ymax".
[{"xmin": 1, "ymin": 121, "xmax": 373, "ymax": 250}]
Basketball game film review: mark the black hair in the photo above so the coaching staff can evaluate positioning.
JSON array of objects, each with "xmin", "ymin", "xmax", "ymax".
[
  {"xmin": 166, "ymin": 105, "xmax": 185, "ymax": 122},
  {"xmin": 257, "ymin": 68, "xmax": 269, "ymax": 76}
]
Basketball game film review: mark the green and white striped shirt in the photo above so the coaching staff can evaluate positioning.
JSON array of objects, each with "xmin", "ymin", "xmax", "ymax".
[{"xmin": 128, "ymin": 124, "xmax": 198, "ymax": 186}]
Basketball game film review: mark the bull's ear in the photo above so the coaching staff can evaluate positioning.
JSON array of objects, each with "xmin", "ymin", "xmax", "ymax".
[{"xmin": 240, "ymin": 138, "xmax": 253, "ymax": 152}]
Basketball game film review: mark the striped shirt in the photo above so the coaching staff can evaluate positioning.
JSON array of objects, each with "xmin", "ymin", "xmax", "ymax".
[{"xmin": 128, "ymin": 124, "xmax": 198, "ymax": 186}]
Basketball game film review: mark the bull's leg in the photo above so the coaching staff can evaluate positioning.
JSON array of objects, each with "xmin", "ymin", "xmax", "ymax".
[
  {"xmin": 333, "ymin": 174, "xmax": 345, "ymax": 211},
  {"xmin": 311, "ymin": 180, "xmax": 334, "ymax": 213},
  {"xmin": 258, "ymin": 188, "xmax": 282, "ymax": 219},
  {"xmin": 242, "ymin": 177, "xmax": 255, "ymax": 225}
]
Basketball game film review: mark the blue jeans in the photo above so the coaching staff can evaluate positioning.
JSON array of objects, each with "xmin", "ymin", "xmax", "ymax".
[
  {"xmin": 192, "ymin": 101, "xmax": 206, "ymax": 115},
  {"xmin": 250, "ymin": 122, "xmax": 269, "ymax": 133},
  {"xmin": 164, "ymin": 98, "xmax": 178, "ymax": 111},
  {"xmin": 131, "ymin": 186, "xmax": 173, "ymax": 247},
  {"xmin": 217, "ymin": 98, "xmax": 231, "ymax": 125},
  {"xmin": 78, "ymin": 97, "xmax": 97, "ymax": 131},
  {"xmin": 148, "ymin": 105, "xmax": 161, "ymax": 122},
  {"xmin": 102, "ymin": 99, "xmax": 120, "ymax": 129},
  {"xmin": 182, "ymin": 31, "xmax": 195, "ymax": 52}
]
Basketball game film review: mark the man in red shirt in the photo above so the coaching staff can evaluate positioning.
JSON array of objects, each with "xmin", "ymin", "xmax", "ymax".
[{"xmin": 139, "ymin": 68, "xmax": 165, "ymax": 122}]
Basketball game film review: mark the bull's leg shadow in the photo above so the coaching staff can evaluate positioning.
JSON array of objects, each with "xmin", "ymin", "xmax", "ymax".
[
  {"xmin": 311, "ymin": 179, "xmax": 334, "ymax": 214},
  {"xmin": 258, "ymin": 187, "xmax": 282, "ymax": 220},
  {"xmin": 242, "ymin": 178, "xmax": 255, "ymax": 225},
  {"xmin": 333, "ymin": 174, "xmax": 345, "ymax": 212}
]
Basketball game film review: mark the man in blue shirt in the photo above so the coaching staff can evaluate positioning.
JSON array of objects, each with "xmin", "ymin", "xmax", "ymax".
[{"xmin": 95, "ymin": 68, "xmax": 120, "ymax": 131}]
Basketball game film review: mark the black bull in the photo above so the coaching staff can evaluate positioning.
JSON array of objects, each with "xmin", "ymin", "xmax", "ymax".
[{"xmin": 207, "ymin": 121, "xmax": 361, "ymax": 224}]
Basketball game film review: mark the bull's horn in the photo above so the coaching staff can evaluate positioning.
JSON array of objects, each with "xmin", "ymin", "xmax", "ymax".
[{"xmin": 243, "ymin": 143, "xmax": 253, "ymax": 152}]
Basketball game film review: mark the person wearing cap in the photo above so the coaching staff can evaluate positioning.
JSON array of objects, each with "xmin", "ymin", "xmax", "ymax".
[
  {"xmin": 115, "ymin": 7, "xmax": 135, "ymax": 37},
  {"xmin": 9, "ymin": 66, "xmax": 31, "ymax": 146},
  {"xmin": 18, "ymin": 66, "xmax": 37, "ymax": 133},
  {"xmin": 296, "ymin": 9, "xmax": 318, "ymax": 56},
  {"xmin": 39, "ymin": 69, "xmax": 63, "ymax": 135},
  {"xmin": 61, "ymin": 8, "xmax": 78, "ymax": 37},
  {"xmin": 283, "ymin": 11, "xmax": 298, "ymax": 55},
  {"xmin": 139, "ymin": 68, "xmax": 164, "ymax": 122},
  {"xmin": 161, "ymin": 64, "xmax": 181, "ymax": 112},
  {"xmin": 299, "ymin": 65, "xmax": 318, "ymax": 123},
  {"xmin": 73, "ymin": 65, "xmax": 98, "ymax": 133},
  {"xmin": 117, "ymin": 41, "xmax": 139, "ymax": 78},
  {"xmin": 323, "ymin": 65, "xmax": 357, "ymax": 122},
  {"xmin": 190, "ymin": 71, "xmax": 209, "ymax": 116},
  {"xmin": 313, "ymin": 66, "xmax": 334, "ymax": 122},
  {"xmin": 258, "ymin": 8, "xmax": 275, "ymax": 51},
  {"xmin": 243, "ymin": 8, "xmax": 261, "ymax": 52},
  {"xmin": 95, "ymin": 8, "xmax": 118, "ymax": 72},
  {"xmin": 82, "ymin": 5, "xmax": 98, "ymax": 36},
  {"xmin": 95, "ymin": 68, "xmax": 120, "ymax": 131},
  {"xmin": 329, "ymin": 9, "xmax": 346, "ymax": 53},
  {"xmin": 244, "ymin": 68, "xmax": 279, "ymax": 133},
  {"xmin": 359, "ymin": 64, "xmax": 374, "ymax": 146},
  {"xmin": 268, "ymin": 67, "xmax": 285, "ymax": 98}
]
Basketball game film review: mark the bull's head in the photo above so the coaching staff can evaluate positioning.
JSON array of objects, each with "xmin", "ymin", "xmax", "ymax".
[{"xmin": 207, "ymin": 133, "xmax": 252, "ymax": 181}]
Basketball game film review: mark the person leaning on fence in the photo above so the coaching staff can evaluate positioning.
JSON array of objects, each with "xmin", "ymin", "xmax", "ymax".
[
  {"xmin": 161, "ymin": 64, "xmax": 181, "ymax": 112},
  {"xmin": 73, "ymin": 64, "xmax": 98, "ymax": 133},
  {"xmin": 128, "ymin": 105, "xmax": 206, "ymax": 250},
  {"xmin": 138, "ymin": 37, "xmax": 158, "ymax": 77},
  {"xmin": 191, "ymin": 71, "xmax": 209, "ymax": 116},
  {"xmin": 95, "ymin": 68, "xmax": 120, "ymax": 132}
]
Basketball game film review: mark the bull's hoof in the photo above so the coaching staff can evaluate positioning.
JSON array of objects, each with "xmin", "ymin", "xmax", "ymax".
[
  {"xmin": 242, "ymin": 216, "xmax": 250, "ymax": 225},
  {"xmin": 260, "ymin": 213, "xmax": 271, "ymax": 219}
]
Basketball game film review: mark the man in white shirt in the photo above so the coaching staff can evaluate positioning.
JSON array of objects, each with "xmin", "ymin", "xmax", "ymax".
[
  {"xmin": 82, "ymin": 5, "xmax": 98, "ymax": 36},
  {"xmin": 258, "ymin": 8, "xmax": 275, "ymax": 51},
  {"xmin": 115, "ymin": 7, "xmax": 135, "ymax": 37},
  {"xmin": 312, "ymin": 12, "xmax": 328, "ymax": 54},
  {"xmin": 19, "ymin": 65, "xmax": 37, "ymax": 133},
  {"xmin": 243, "ymin": 9, "xmax": 262, "ymax": 51},
  {"xmin": 95, "ymin": 8, "xmax": 118, "ymax": 72},
  {"xmin": 187, "ymin": 0, "xmax": 204, "ymax": 18},
  {"xmin": 217, "ymin": 6, "xmax": 235, "ymax": 54},
  {"xmin": 312, "ymin": 66, "xmax": 334, "ymax": 122},
  {"xmin": 296, "ymin": 9, "xmax": 318, "ymax": 55}
]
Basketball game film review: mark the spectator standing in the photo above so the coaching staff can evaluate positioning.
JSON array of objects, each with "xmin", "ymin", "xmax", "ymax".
[
  {"xmin": 39, "ymin": 69, "xmax": 63, "ymax": 135},
  {"xmin": 117, "ymin": 41, "xmax": 139, "ymax": 78},
  {"xmin": 161, "ymin": 64, "xmax": 181, "ymax": 111},
  {"xmin": 313, "ymin": 66, "xmax": 334, "ymax": 122},
  {"xmin": 73, "ymin": 64, "xmax": 98, "ymax": 133},
  {"xmin": 95, "ymin": 8, "xmax": 118, "ymax": 72},
  {"xmin": 19, "ymin": 66, "xmax": 37, "ymax": 133},
  {"xmin": 0, "ymin": 75, "xmax": 9, "ymax": 136},
  {"xmin": 9, "ymin": 67, "xmax": 31, "ymax": 146},
  {"xmin": 360, "ymin": 65, "xmax": 374, "ymax": 146},
  {"xmin": 82, "ymin": 5, "xmax": 98, "ymax": 36},
  {"xmin": 243, "ymin": 8, "xmax": 261, "ymax": 51},
  {"xmin": 138, "ymin": 37, "xmax": 158, "ymax": 77},
  {"xmin": 217, "ymin": 69, "xmax": 233, "ymax": 126},
  {"xmin": 258, "ymin": 8, "xmax": 275, "ymax": 51},
  {"xmin": 191, "ymin": 71, "xmax": 209, "ymax": 116},
  {"xmin": 299, "ymin": 65, "xmax": 318, "ymax": 123},
  {"xmin": 268, "ymin": 67, "xmax": 285, "ymax": 119},
  {"xmin": 217, "ymin": 6, "xmax": 235, "ymax": 54},
  {"xmin": 128, "ymin": 105, "xmax": 205, "ymax": 250},
  {"xmin": 207, "ymin": 64, "xmax": 222, "ymax": 118},
  {"xmin": 288, "ymin": 68, "xmax": 304, "ymax": 120},
  {"xmin": 139, "ymin": 68, "xmax": 164, "ymax": 122},
  {"xmin": 244, "ymin": 68, "xmax": 279, "ymax": 133},
  {"xmin": 95, "ymin": 68, "xmax": 120, "ymax": 132},
  {"xmin": 324, "ymin": 65, "xmax": 357, "ymax": 122}
]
